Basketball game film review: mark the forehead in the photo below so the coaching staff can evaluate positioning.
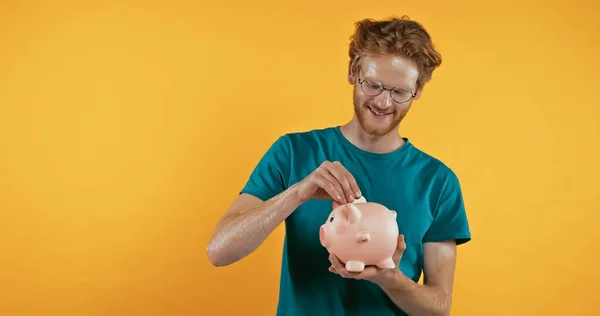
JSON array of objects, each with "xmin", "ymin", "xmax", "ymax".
[{"xmin": 360, "ymin": 55, "xmax": 419, "ymax": 89}]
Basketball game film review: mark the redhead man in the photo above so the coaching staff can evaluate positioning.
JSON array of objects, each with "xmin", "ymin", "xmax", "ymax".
[{"xmin": 207, "ymin": 16, "xmax": 471, "ymax": 316}]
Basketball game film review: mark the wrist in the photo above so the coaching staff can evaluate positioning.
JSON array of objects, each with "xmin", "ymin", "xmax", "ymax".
[
  {"xmin": 285, "ymin": 183, "xmax": 306, "ymax": 208},
  {"xmin": 287, "ymin": 182, "xmax": 307, "ymax": 205},
  {"xmin": 377, "ymin": 269, "xmax": 409, "ymax": 292}
]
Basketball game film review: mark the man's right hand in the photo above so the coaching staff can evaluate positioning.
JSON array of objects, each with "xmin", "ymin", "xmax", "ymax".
[{"xmin": 292, "ymin": 160, "xmax": 362, "ymax": 205}]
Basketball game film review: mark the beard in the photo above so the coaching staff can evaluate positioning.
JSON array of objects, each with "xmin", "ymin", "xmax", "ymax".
[{"xmin": 353, "ymin": 92, "xmax": 407, "ymax": 136}]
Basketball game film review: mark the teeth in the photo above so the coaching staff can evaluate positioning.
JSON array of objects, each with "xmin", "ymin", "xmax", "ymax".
[{"xmin": 370, "ymin": 107, "xmax": 389, "ymax": 116}]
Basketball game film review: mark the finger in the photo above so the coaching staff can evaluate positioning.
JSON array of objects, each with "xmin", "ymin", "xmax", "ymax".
[
  {"xmin": 341, "ymin": 269, "xmax": 362, "ymax": 279},
  {"xmin": 328, "ymin": 255, "xmax": 344, "ymax": 270},
  {"xmin": 329, "ymin": 255, "xmax": 356, "ymax": 278},
  {"xmin": 321, "ymin": 161, "xmax": 360, "ymax": 202},
  {"xmin": 319, "ymin": 163, "xmax": 348, "ymax": 203},
  {"xmin": 331, "ymin": 161, "xmax": 362, "ymax": 199},
  {"xmin": 328, "ymin": 255, "xmax": 348, "ymax": 277},
  {"xmin": 314, "ymin": 174, "xmax": 345, "ymax": 203},
  {"xmin": 356, "ymin": 267, "xmax": 379, "ymax": 280},
  {"xmin": 349, "ymin": 178, "xmax": 361, "ymax": 199},
  {"xmin": 338, "ymin": 269, "xmax": 353, "ymax": 278},
  {"xmin": 344, "ymin": 167, "xmax": 362, "ymax": 199},
  {"xmin": 317, "ymin": 171, "xmax": 347, "ymax": 203},
  {"xmin": 329, "ymin": 161, "xmax": 357, "ymax": 202},
  {"xmin": 328, "ymin": 266, "xmax": 338, "ymax": 274}
]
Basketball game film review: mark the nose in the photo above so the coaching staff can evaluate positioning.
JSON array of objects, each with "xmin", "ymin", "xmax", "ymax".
[
  {"xmin": 373, "ymin": 90, "xmax": 393, "ymax": 109},
  {"xmin": 319, "ymin": 226, "xmax": 327, "ymax": 247}
]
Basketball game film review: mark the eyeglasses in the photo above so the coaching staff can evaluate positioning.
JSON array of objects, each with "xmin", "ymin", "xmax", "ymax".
[{"xmin": 357, "ymin": 69, "xmax": 416, "ymax": 103}]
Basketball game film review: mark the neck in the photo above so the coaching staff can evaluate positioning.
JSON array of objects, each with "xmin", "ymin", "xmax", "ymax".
[{"xmin": 339, "ymin": 119, "xmax": 405, "ymax": 154}]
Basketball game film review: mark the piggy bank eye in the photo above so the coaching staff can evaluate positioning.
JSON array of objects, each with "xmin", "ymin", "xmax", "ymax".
[{"xmin": 329, "ymin": 215, "xmax": 334, "ymax": 222}]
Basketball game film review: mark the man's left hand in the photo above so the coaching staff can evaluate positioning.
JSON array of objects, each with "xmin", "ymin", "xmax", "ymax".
[{"xmin": 328, "ymin": 234, "xmax": 407, "ymax": 287}]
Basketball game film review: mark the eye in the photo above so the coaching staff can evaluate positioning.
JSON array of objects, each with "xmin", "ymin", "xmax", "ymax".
[
  {"xmin": 329, "ymin": 215, "xmax": 334, "ymax": 222},
  {"xmin": 392, "ymin": 89, "xmax": 411, "ymax": 97},
  {"xmin": 365, "ymin": 80, "xmax": 381, "ymax": 89}
]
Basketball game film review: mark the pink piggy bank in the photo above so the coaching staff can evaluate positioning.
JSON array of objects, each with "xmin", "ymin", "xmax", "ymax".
[{"xmin": 319, "ymin": 199, "xmax": 399, "ymax": 272}]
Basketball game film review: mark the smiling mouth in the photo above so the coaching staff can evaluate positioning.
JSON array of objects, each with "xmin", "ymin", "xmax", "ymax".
[{"xmin": 368, "ymin": 106, "xmax": 392, "ymax": 116}]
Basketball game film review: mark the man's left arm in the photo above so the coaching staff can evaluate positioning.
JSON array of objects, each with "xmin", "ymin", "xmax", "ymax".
[
  {"xmin": 369, "ymin": 170, "xmax": 469, "ymax": 314},
  {"xmin": 328, "ymin": 237, "xmax": 459, "ymax": 316},
  {"xmin": 377, "ymin": 240, "xmax": 458, "ymax": 316},
  {"xmin": 328, "ymin": 170, "xmax": 470, "ymax": 315},
  {"xmin": 377, "ymin": 170, "xmax": 471, "ymax": 315}
]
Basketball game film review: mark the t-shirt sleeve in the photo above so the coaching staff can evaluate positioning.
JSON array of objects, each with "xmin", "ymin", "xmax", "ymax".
[
  {"xmin": 423, "ymin": 171, "xmax": 471, "ymax": 245},
  {"xmin": 239, "ymin": 135, "xmax": 291, "ymax": 202}
]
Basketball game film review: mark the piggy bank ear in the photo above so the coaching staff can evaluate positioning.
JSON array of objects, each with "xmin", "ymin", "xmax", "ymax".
[
  {"xmin": 346, "ymin": 203, "xmax": 361, "ymax": 224},
  {"xmin": 332, "ymin": 200, "xmax": 341, "ymax": 210},
  {"xmin": 391, "ymin": 210, "xmax": 397, "ymax": 219}
]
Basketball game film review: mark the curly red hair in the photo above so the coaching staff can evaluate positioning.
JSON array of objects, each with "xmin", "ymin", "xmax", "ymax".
[{"xmin": 349, "ymin": 16, "xmax": 442, "ymax": 91}]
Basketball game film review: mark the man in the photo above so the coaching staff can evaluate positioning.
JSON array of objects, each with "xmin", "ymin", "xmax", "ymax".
[{"xmin": 207, "ymin": 16, "xmax": 471, "ymax": 316}]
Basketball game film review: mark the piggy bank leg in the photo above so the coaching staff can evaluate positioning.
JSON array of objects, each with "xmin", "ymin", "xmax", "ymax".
[
  {"xmin": 345, "ymin": 260, "xmax": 365, "ymax": 272},
  {"xmin": 376, "ymin": 258, "xmax": 395, "ymax": 269}
]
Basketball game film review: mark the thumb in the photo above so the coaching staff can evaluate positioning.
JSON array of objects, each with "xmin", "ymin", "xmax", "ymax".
[
  {"xmin": 393, "ymin": 234, "xmax": 406, "ymax": 262},
  {"xmin": 397, "ymin": 234, "xmax": 406, "ymax": 249}
]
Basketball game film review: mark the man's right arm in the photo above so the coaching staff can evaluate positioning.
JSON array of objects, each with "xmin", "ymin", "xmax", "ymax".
[
  {"xmin": 206, "ymin": 159, "xmax": 362, "ymax": 267},
  {"xmin": 206, "ymin": 184, "xmax": 303, "ymax": 267}
]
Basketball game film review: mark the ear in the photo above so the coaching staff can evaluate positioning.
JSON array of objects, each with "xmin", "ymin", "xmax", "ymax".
[
  {"xmin": 414, "ymin": 86, "xmax": 423, "ymax": 100},
  {"xmin": 391, "ymin": 210, "xmax": 397, "ymax": 219},
  {"xmin": 346, "ymin": 203, "xmax": 361, "ymax": 224},
  {"xmin": 348, "ymin": 58, "xmax": 358, "ymax": 84}
]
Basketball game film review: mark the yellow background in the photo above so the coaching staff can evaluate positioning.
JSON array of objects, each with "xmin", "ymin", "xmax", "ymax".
[{"xmin": 1, "ymin": 0, "xmax": 599, "ymax": 315}]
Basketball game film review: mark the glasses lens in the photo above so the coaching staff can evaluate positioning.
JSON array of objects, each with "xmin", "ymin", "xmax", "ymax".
[
  {"xmin": 391, "ymin": 89, "xmax": 413, "ymax": 103},
  {"xmin": 360, "ymin": 80, "xmax": 383, "ymax": 96}
]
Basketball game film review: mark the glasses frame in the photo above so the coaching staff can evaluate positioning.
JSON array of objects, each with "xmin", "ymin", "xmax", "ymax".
[{"xmin": 356, "ymin": 67, "xmax": 417, "ymax": 104}]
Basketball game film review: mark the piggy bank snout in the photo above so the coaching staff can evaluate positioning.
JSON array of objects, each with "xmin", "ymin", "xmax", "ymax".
[{"xmin": 319, "ymin": 225, "xmax": 327, "ymax": 247}]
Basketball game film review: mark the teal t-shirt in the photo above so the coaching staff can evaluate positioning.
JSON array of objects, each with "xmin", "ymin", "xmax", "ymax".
[{"xmin": 240, "ymin": 126, "xmax": 471, "ymax": 316}]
